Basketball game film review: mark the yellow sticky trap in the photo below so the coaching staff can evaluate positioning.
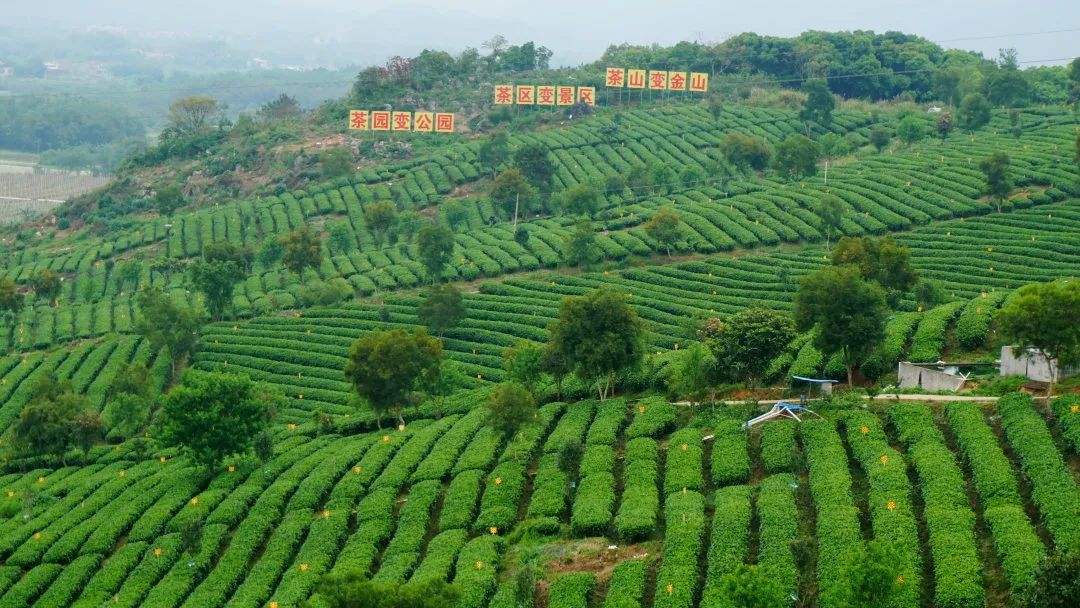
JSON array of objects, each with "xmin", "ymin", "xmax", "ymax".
[
  {"xmin": 300, "ymin": 563, "xmax": 310, "ymax": 572},
  {"xmin": 37, "ymin": 476, "xmax": 45, "ymax": 483},
  {"xmin": 860, "ymin": 426, "xmax": 869, "ymax": 434},
  {"xmin": 680, "ymin": 444, "xmax": 688, "ymax": 451},
  {"xmin": 666, "ymin": 583, "xmax": 674, "ymax": 594},
  {"xmin": 383, "ymin": 435, "xmax": 390, "ymax": 443},
  {"xmin": 489, "ymin": 527, "xmax": 498, "ymax": 535},
  {"xmin": 191, "ymin": 497, "xmax": 199, "ymax": 505},
  {"xmin": 154, "ymin": 548, "xmax": 163, "ymax": 557},
  {"xmin": 897, "ymin": 575, "xmax": 905, "ymax": 585},
  {"xmin": 494, "ymin": 477, "xmax": 503, "ymax": 485},
  {"xmin": 888, "ymin": 501, "xmax": 896, "ymax": 510},
  {"xmin": 228, "ymin": 466, "xmax": 236, "ymax": 473},
  {"xmin": 475, "ymin": 561, "xmax": 484, "ymax": 569},
  {"xmin": 880, "ymin": 455, "xmax": 889, "ymax": 465},
  {"xmin": 398, "ymin": 424, "xmax": 406, "ymax": 431},
  {"xmin": 353, "ymin": 466, "xmax": 362, "ymax": 474},
  {"xmin": 288, "ymin": 423, "xmax": 297, "ymax": 430},
  {"xmin": 118, "ymin": 470, "xmax": 126, "ymax": 477},
  {"xmin": 323, "ymin": 510, "xmax": 331, "ymax": 518}
]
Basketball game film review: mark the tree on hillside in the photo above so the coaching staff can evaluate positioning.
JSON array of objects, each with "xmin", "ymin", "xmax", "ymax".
[
  {"xmin": 135, "ymin": 288, "xmax": 204, "ymax": 381},
  {"xmin": 679, "ymin": 165, "xmax": 706, "ymax": 189},
  {"xmin": 189, "ymin": 258, "xmax": 246, "ymax": 320},
  {"xmin": 440, "ymin": 199, "xmax": 470, "ymax": 230},
  {"xmin": 701, "ymin": 307, "xmax": 796, "ymax": 389},
  {"xmin": 281, "ymin": 227, "xmax": 323, "ymax": 277},
  {"xmin": 257, "ymin": 237, "xmax": 284, "ymax": 267},
  {"xmin": 150, "ymin": 258, "xmax": 189, "ymax": 284},
  {"xmin": 896, "ymin": 116, "xmax": 925, "ymax": 146},
  {"xmin": 540, "ymin": 337, "xmax": 573, "ymax": 400},
  {"xmin": 165, "ymin": 96, "xmax": 221, "ymax": 138},
  {"xmin": 650, "ymin": 163, "xmax": 675, "ymax": 195},
  {"xmin": 31, "ymin": 269, "xmax": 61, "ymax": 306},
  {"xmin": 364, "ymin": 200, "xmax": 397, "ymax": 248},
  {"xmin": 394, "ymin": 211, "xmax": 426, "ymax": 244},
  {"xmin": 1070, "ymin": 57, "xmax": 1080, "ymax": 107},
  {"xmin": 708, "ymin": 96, "xmax": 724, "ymax": 123},
  {"xmin": 344, "ymin": 328, "xmax": 443, "ymax": 426},
  {"xmin": 644, "ymin": 206, "xmax": 681, "ymax": 257},
  {"xmin": 560, "ymin": 182, "xmax": 600, "ymax": 218},
  {"xmin": 513, "ymin": 143, "xmax": 556, "ymax": 195},
  {"xmin": 978, "ymin": 152, "xmax": 1012, "ymax": 213},
  {"xmin": 958, "ymin": 92, "xmax": 991, "ymax": 132},
  {"xmin": 665, "ymin": 342, "xmax": 715, "ymax": 407},
  {"xmin": 800, "ymin": 78, "xmax": 835, "ymax": 128},
  {"xmin": 156, "ymin": 370, "xmax": 273, "ymax": 470},
  {"xmin": 416, "ymin": 223, "xmax": 455, "ymax": 283},
  {"xmin": 626, "ymin": 164, "xmax": 653, "ymax": 200},
  {"xmin": 995, "ymin": 280, "xmax": 1080, "ymax": 395},
  {"xmin": 257, "ymin": 93, "xmax": 302, "ymax": 121},
  {"xmin": 935, "ymin": 112, "xmax": 955, "ymax": 141},
  {"xmin": 478, "ymin": 131, "xmax": 510, "ymax": 179},
  {"xmin": 102, "ymin": 364, "xmax": 152, "ymax": 439},
  {"xmin": 773, "ymin": 134, "xmax": 819, "ymax": 180},
  {"xmin": 328, "ymin": 222, "xmax": 354, "ymax": 255},
  {"xmin": 11, "ymin": 374, "xmax": 100, "ymax": 464},
  {"xmin": 815, "ymin": 194, "xmax": 844, "ymax": 250},
  {"xmin": 0, "ymin": 278, "xmax": 24, "ymax": 344},
  {"xmin": 562, "ymin": 220, "xmax": 601, "ymax": 268},
  {"xmin": 720, "ymin": 133, "xmax": 772, "ymax": 173},
  {"xmin": 794, "ymin": 265, "xmax": 888, "ymax": 385},
  {"xmin": 486, "ymin": 382, "xmax": 536, "ymax": 439},
  {"xmin": 548, "ymin": 287, "xmax": 644, "ymax": 400},
  {"xmin": 320, "ymin": 148, "xmax": 353, "ymax": 180},
  {"xmin": 869, "ymin": 127, "xmax": 891, "ymax": 153},
  {"xmin": 155, "ymin": 185, "xmax": 185, "ymax": 216},
  {"xmin": 417, "ymin": 284, "xmax": 465, "ymax": 338},
  {"xmin": 817, "ymin": 132, "xmax": 848, "ymax": 185},
  {"xmin": 502, "ymin": 340, "xmax": 544, "ymax": 396},
  {"xmin": 831, "ymin": 236, "xmax": 918, "ymax": 306},
  {"xmin": 986, "ymin": 49, "xmax": 1031, "ymax": 108},
  {"xmin": 491, "ymin": 168, "xmax": 537, "ymax": 228},
  {"xmin": 933, "ymin": 67, "xmax": 963, "ymax": 106}
]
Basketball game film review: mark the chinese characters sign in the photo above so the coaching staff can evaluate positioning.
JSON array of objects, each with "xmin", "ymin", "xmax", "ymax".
[
  {"xmin": 348, "ymin": 110, "xmax": 455, "ymax": 133},
  {"xmin": 604, "ymin": 67, "xmax": 709, "ymax": 92},
  {"xmin": 493, "ymin": 85, "xmax": 595, "ymax": 106}
]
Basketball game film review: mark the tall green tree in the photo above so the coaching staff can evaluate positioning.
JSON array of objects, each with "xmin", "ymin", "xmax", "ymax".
[
  {"xmin": 996, "ymin": 280, "xmax": 1080, "ymax": 394},
  {"xmin": 869, "ymin": 127, "xmax": 891, "ymax": 153},
  {"xmin": 665, "ymin": 342, "xmax": 715, "ymax": 406},
  {"xmin": 320, "ymin": 148, "xmax": 353, "ymax": 180},
  {"xmin": 502, "ymin": 340, "xmax": 544, "ymax": 395},
  {"xmin": 560, "ymin": 182, "xmax": 601, "ymax": 218},
  {"xmin": 794, "ymin": 265, "xmax": 888, "ymax": 385},
  {"xmin": 800, "ymin": 78, "xmax": 835, "ymax": 128},
  {"xmin": 701, "ymin": 307, "xmax": 796, "ymax": 389},
  {"xmin": 935, "ymin": 111, "xmax": 955, "ymax": 141},
  {"xmin": 156, "ymin": 370, "xmax": 273, "ymax": 470},
  {"xmin": 478, "ymin": 131, "xmax": 510, "ymax": 178},
  {"xmin": 491, "ymin": 168, "xmax": 538, "ymax": 227},
  {"xmin": 189, "ymin": 259, "xmax": 246, "ymax": 320},
  {"xmin": 978, "ymin": 151, "xmax": 1012, "ymax": 212},
  {"xmin": 562, "ymin": 220, "xmax": 601, "ymax": 268},
  {"xmin": 486, "ymin": 382, "xmax": 537, "ymax": 439},
  {"xmin": 0, "ymin": 278, "xmax": 24, "ymax": 343},
  {"xmin": 135, "ymin": 288, "xmax": 204, "ymax": 381},
  {"xmin": 540, "ymin": 336, "xmax": 573, "ymax": 400},
  {"xmin": 548, "ymin": 287, "xmax": 644, "ymax": 400},
  {"xmin": 280, "ymin": 227, "xmax": 323, "ymax": 277},
  {"xmin": 31, "ymin": 268, "xmax": 61, "ymax": 306},
  {"xmin": 831, "ymin": 236, "xmax": 918, "ymax": 305},
  {"xmin": 513, "ymin": 143, "xmax": 556, "ymax": 194},
  {"xmin": 720, "ymin": 133, "xmax": 771, "ymax": 172},
  {"xmin": 11, "ymin": 375, "xmax": 100, "ymax": 464},
  {"xmin": 815, "ymin": 194, "xmax": 844, "ymax": 250},
  {"xmin": 165, "ymin": 96, "xmax": 221, "ymax": 138},
  {"xmin": 896, "ymin": 116, "xmax": 925, "ymax": 146},
  {"xmin": 643, "ymin": 206, "xmax": 682, "ymax": 257},
  {"xmin": 773, "ymin": 134, "xmax": 820, "ymax": 180},
  {"xmin": 344, "ymin": 329, "xmax": 443, "ymax": 426},
  {"xmin": 417, "ymin": 283, "xmax": 465, "ymax": 337},
  {"xmin": 155, "ymin": 185, "xmax": 185, "ymax": 216},
  {"xmin": 958, "ymin": 92, "xmax": 992, "ymax": 132},
  {"xmin": 416, "ymin": 223, "xmax": 455, "ymax": 283},
  {"xmin": 364, "ymin": 200, "xmax": 397, "ymax": 248}
]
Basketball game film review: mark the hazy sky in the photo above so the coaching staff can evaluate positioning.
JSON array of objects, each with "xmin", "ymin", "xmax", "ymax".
[{"xmin": 4, "ymin": 0, "xmax": 1079, "ymax": 67}]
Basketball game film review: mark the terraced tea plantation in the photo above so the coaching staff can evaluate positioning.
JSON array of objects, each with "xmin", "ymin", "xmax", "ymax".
[{"xmin": 1, "ymin": 393, "xmax": 1078, "ymax": 608}]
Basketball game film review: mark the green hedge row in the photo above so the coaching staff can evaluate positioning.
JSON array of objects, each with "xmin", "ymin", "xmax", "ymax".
[
  {"xmin": 710, "ymin": 420, "xmax": 750, "ymax": 485},
  {"xmin": 653, "ymin": 490, "xmax": 706, "ymax": 608},
  {"xmin": 700, "ymin": 485, "xmax": 752, "ymax": 606},
  {"xmin": 944, "ymin": 402, "xmax": 1043, "ymax": 594},
  {"xmin": 888, "ymin": 404, "xmax": 983, "ymax": 608},
  {"xmin": 998, "ymin": 393, "xmax": 1080, "ymax": 553},
  {"xmin": 615, "ymin": 438, "xmax": 659, "ymax": 541}
]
